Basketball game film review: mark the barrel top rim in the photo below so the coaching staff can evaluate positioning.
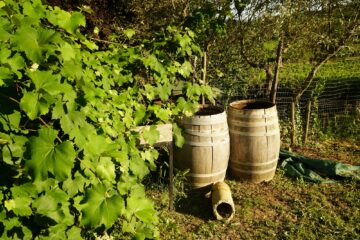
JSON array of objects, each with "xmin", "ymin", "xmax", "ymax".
[
  {"xmin": 229, "ymin": 100, "xmax": 275, "ymax": 110},
  {"xmin": 193, "ymin": 104, "xmax": 226, "ymax": 117}
]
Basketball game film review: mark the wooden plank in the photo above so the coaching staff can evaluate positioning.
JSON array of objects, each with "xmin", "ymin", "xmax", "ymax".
[{"xmin": 135, "ymin": 124, "xmax": 172, "ymax": 145}]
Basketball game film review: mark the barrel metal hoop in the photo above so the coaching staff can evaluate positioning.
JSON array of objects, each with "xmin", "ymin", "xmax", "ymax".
[
  {"xmin": 231, "ymin": 157, "xmax": 278, "ymax": 167},
  {"xmin": 229, "ymin": 129, "xmax": 279, "ymax": 137},
  {"xmin": 188, "ymin": 168, "xmax": 227, "ymax": 178},
  {"xmin": 227, "ymin": 119, "xmax": 278, "ymax": 127},
  {"xmin": 184, "ymin": 129, "xmax": 229, "ymax": 137},
  {"xmin": 230, "ymin": 165, "xmax": 277, "ymax": 174},
  {"xmin": 184, "ymin": 139, "xmax": 230, "ymax": 147},
  {"xmin": 228, "ymin": 112, "xmax": 277, "ymax": 119}
]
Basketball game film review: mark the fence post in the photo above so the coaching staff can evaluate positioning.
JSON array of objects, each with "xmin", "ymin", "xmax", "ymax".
[
  {"xmin": 303, "ymin": 100, "xmax": 312, "ymax": 144},
  {"xmin": 291, "ymin": 101, "xmax": 296, "ymax": 147}
]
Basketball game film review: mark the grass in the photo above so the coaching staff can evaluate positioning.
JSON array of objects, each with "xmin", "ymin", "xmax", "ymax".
[
  {"xmin": 147, "ymin": 140, "xmax": 360, "ymax": 240},
  {"xmin": 280, "ymin": 58, "xmax": 360, "ymax": 87}
]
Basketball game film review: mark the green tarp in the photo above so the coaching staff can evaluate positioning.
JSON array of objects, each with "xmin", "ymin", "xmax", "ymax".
[{"xmin": 279, "ymin": 150, "xmax": 360, "ymax": 183}]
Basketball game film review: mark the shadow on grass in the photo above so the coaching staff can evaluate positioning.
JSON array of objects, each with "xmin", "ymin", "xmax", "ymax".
[{"xmin": 174, "ymin": 186, "xmax": 215, "ymax": 221}]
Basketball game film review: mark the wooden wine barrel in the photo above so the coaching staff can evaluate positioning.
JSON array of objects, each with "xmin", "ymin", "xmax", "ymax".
[
  {"xmin": 228, "ymin": 100, "xmax": 280, "ymax": 183},
  {"xmin": 174, "ymin": 106, "xmax": 230, "ymax": 189}
]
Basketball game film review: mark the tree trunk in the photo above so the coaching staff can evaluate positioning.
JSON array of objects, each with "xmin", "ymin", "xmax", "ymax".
[
  {"xmin": 270, "ymin": 37, "xmax": 283, "ymax": 103},
  {"xmin": 264, "ymin": 66, "xmax": 273, "ymax": 96}
]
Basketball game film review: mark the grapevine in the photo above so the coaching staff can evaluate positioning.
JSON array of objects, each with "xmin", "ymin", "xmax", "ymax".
[{"xmin": 0, "ymin": 0, "xmax": 214, "ymax": 239}]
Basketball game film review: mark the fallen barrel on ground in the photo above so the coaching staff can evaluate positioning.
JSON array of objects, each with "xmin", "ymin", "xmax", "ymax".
[
  {"xmin": 174, "ymin": 105, "xmax": 230, "ymax": 189},
  {"xmin": 228, "ymin": 100, "xmax": 280, "ymax": 183},
  {"xmin": 212, "ymin": 181, "xmax": 235, "ymax": 221}
]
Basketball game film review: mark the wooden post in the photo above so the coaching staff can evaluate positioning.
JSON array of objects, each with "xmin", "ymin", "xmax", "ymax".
[
  {"xmin": 291, "ymin": 101, "xmax": 296, "ymax": 147},
  {"xmin": 168, "ymin": 142, "xmax": 174, "ymax": 211},
  {"xmin": 303, "ymin": 100, "xmax": 312, "ymax": 144},
  {"xmin": 202, "ymin": 52, "xmax": 207, "ymax": 106},
  {"xmin": 192, "ymin": 56, "xmax": 197, "ymax": 84}
]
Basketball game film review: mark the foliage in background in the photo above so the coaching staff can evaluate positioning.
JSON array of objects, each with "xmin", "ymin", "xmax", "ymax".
[{"xmin": 0, "ymin": 0, "xmax": 214, "ymax": 239}]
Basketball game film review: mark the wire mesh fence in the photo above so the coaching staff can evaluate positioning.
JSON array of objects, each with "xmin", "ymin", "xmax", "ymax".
[{"xmin": 223, "ymin": 76, "xmax": 360, "ymax": 143}]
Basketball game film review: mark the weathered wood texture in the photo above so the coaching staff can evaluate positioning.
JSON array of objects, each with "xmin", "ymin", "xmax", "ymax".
[
  {"xmin": 174, "ymin": 107, "xmax": 230, "ymax": 189},
  {"xmin": 228, "ymin": 100, "xmax": 280, "ymax": 183}
]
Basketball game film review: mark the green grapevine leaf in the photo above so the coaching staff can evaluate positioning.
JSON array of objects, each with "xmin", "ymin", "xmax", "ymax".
[
  {"xmin": 22, "ymin": 1, "xmax": 45, "ymax": 19},
  {"xmin": 83, "ymin": 134, "xmax": 109, "ymax": 158},
  {"xmin": 129, "ymin": 155, "xmax": 150, "ymax": 179},
  {"xmin": 175, "ymin": 97, "xmax": 199, "ymax": 117},
  {"xmin": 59, "ymin": 42, "xmax": 75, "ymax": 61},
  {"xmin": 26, "ymin": 128, "xmax": 76, "ymax": 181},
  {"xmin": 81, "ymin": 184, "xmax": 125, "ymax": 229},
  {"xmin": 28, "ymin": 70, "xmax": 61, "ymax": 94},
  {"xmin": 143, "ymin": 54, "xmax": 166, "ymax": 77},
  {"xmin": 47, "ymin": 7, "xmax": 85, "ymax": 34},
  {"xmin": 68, "ymin": 12, "xmax": 86, "ymax": 33},
  {"xmin": 20, "ymin": 91, "xmax": 50, "ymax": 120},
  {"xmin": 143, "ymin": 84, "xmax": 157, "ymax": 101},
  {"xmin": 62, "ymin": 172, "xmax": 87, "ymax": 197},
  {"xmin": 186, "ymin": 83, "xmax": 202, "ymax": 98},
  {"xmin": 0, "ymin": 47, "xmax": 11, "ymax": 63},
  {"xmin": 95, "ymin": 157, "xmax": 116, "ymax": 182},
  {"xmin": 61, "ymin": 59, "xmax": 84, "ymax": 79},
  {"xmin": 4, "ymin": 197, "xmax": 32, "ymax": 216},
  {"xmin": 46, "ymin": 224, "xmax": 68, "ymax": 239},
  {"xmin": 2, "ymin": 217, "xmax": 32, "ymax": 240},
  {"xmin": 3, "ymin": 135, "xmax": 26, "ymax": 164},
  {"xmin": 12, "ymin": 26, "xmax": 42, "ymax": 63},
  {"xmin": 0, "ymin": 111, "xmax": 21, "ymax": 131},
  {"xmin": 117, "ymin": 175, "xmax": 138, "ymax": 196},
  {"xmin": 141, "ymin": 149, "xmax": 159, "ymax": 171},
  {"xmin": 141, "ymin": 125, "xmax": 160, "ymax": 145},
  {"xmin": 157, "ymin": 83, "xmax": 172, "ymax": 101},
  {"xmin": 7, "ymin": 53, "xmax": 26, "ymax": 71},
  {"xmin": 33, "ymin": 188, "xmax": 73, "ymax": 225},
  {"xmin": 134, "ymin": 104, "xmax": 146, "ymax": 125},
  {"xmin": 123, "ymin": 28, "xmax": 136, "ymax": 39},
  {"xmin": 11, "ymin": 182, "xmax": 38, "ymax": 198},
  {"xmin": 201, "ymin": 85, "xmax": 215, "ymax": 104},
  {"xmin": 125, "ymin": 195, "xmax": 158, "ymax": 224},
  {"xmin": 154, "ymin": 107, "xmax": 172, "ymax": 122},
  {"xmin": 173, "ymin": 123, "xmax": 185, "ymax": 147},
  {"xmin": 66, "ymin": 226, "xmax": 82, "ymax": 240},
  {"xmin": 178, "ymin": 60, "xmax": 193, "ymax": 77}
]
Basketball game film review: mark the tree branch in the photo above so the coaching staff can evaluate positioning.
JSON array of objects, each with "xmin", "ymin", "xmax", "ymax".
[
  {"xmin": 239, "ymin": 35, "xmax": 264, "ymax": 68},
  {"xmin": 270, "ymin": 37, "xmax": 283, "ymax": 103}
]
